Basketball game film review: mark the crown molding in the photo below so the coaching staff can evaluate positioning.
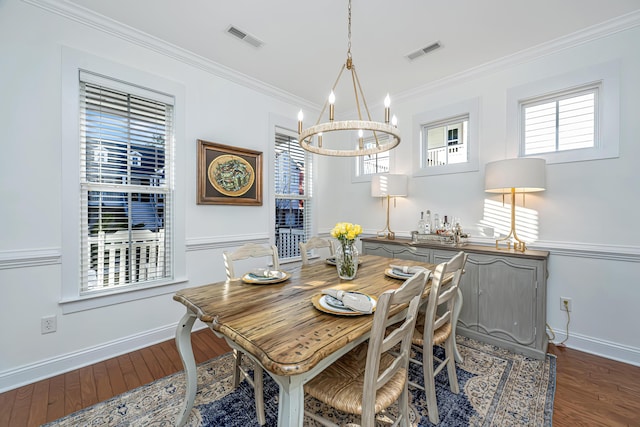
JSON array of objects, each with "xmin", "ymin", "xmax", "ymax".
[
  {"xmin": 395, "ymin": 10, "xmax": 640, "ymax": 102},
  {"xmin": 21, "ymin": 0, "xmax": 318, "ymax": 111}
]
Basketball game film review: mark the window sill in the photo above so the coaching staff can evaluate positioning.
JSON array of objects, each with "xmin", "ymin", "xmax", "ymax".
[{"xmin": 59, "ymin": 277, "xmax": 188, "ymax": 314}]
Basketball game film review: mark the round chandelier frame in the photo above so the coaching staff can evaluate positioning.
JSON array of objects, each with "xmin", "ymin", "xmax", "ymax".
[{"xmin": 297, "ymin": 0, "xmax": 401, "ymax": 157}]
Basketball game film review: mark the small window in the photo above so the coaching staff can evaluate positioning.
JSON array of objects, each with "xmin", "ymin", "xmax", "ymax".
[
  {"xmin": 413, "ymin": 98, "xmax": 479, "ymax": 177},
  {"xmin": 422, "ymin": 115, "xmax": 469, "ymax": 167},
  {"xmin": 507, "ymin": 60, "xmax": 619, "ymax": 164},
  {"xmin": 521, "ymin": 86, "xmax": 597, "ymax": 156},
  {"xmin": 356, "ymin": 136, "xmax": 390, "ymax": 176}
]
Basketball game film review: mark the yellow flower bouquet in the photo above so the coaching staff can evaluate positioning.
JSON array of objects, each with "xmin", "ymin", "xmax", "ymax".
[{"xmin": 331, "ymin": 222, "xmax": 362, "ymax": 279}]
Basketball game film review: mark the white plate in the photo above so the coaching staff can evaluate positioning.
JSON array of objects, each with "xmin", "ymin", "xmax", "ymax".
[
  {"xmin": 312, "ymin": 294, "xmax": 377, "ymax": 316},
  {"xmin": 242, "ymin": 270, "xmax": 290, "ymax": 284}
]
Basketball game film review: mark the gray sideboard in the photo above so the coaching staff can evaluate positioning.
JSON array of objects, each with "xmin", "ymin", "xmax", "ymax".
[{"xmin": 361, "ymin": 237, "xmax": 550, "ymax": 359}]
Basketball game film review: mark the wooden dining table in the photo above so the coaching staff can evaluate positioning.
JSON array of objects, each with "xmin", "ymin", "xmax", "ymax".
[{"xmin": 172, "ymin": 254, "xmax": 454, "ymax": 427}]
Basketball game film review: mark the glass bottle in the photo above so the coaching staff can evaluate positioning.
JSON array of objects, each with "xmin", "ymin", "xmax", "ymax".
[
  {"xmin": 417, "ymin": 211, "xmax": 426, "ymax": 234},
  {"xmin": 433, "ymin": 213, "xmax": 441, "ymax": 233},
  {"xmin": 425, "ymin": 210, "xmax": 432, "ymax": 234}
]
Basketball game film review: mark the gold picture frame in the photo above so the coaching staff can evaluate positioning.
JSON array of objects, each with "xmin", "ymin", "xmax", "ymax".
[{"xmin": 197, "ymin": 140, "xmax": 263, "ymax": 205}]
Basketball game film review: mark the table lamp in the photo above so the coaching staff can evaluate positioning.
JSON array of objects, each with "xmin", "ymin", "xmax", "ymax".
[
  {"xmin": 485, "ymin": 158, "xmax": 545, "ymax": 251},
  {"xmin": 371, "ymin": 174, "xmax": 408, "ymax": 240}
]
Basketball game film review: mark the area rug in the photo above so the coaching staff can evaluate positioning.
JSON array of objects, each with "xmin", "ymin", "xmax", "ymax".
[{"xmin": 43, "ymin": 336, "xmax": 556, "ymax": 426}]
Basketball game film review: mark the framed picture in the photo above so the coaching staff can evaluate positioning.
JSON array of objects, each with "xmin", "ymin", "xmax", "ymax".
[{"xmin": 197, "ymin": 140, "xmax": 263, "ymax": 205}]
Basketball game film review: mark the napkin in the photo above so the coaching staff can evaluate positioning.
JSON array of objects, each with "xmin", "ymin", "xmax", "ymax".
[
  {"xmin": 248, "ymin": 269, "xmax": 278, "ymax": 280},
  {"xmin": 321, "ymin": 289, "xmax": 374, "ymax": 314},
  {"xmin": 390, "ymin": 265, "xmax": 426, "ymax": 275}
]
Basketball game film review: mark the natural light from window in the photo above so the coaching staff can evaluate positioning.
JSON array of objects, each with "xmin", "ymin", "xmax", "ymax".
[{"xmin": 479, "ymin": 199, "xmax": 540, "ymax": 243}]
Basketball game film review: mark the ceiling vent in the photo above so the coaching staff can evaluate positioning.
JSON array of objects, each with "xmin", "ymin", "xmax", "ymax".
[
  {"xmin": 406, "ymin": 41, "xmax": 441, "ymax": 61},
  {"xmin": 226, "ymin": 25, "xmax": 264, "ymax": 48}
]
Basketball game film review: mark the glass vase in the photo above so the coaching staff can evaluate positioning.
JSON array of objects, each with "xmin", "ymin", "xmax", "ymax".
[{"xmin": 335, "ymin": 241, "xmax": 359, "ymax": 280}]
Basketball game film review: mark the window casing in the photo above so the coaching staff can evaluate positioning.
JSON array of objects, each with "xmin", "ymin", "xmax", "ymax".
[
  {"xmin": 507, "ymin": 60, "xmax": 619, "ymax": 164},
  {"xmin": 413, "ymin": 98, "xmax": 480, "ymax": 177},
  {"xmin": 274, "ymin": 127, "xmax": 313, "ymax": 260},
  {"xmin": 79, "ymin": 71, "xmax": 174, "ymax": 294}
]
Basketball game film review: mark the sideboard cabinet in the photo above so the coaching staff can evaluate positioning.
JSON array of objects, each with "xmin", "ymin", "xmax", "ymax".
[{"xmin": 361, "ymin": 237, "xmax": 549, "ymax": 359}]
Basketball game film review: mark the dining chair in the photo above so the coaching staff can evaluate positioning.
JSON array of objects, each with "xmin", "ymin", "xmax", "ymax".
[
  {"xmin": 299, "ymin": 236, "xmax": 335, "ymax": 265},
  {"xmin": 222, "ymin": 242, "xmax": 280, "ymax": 425},
  {"xmin": 223, "ymin": 242, "xmax": 280, "ymax": 280},
  {"xmin": 410, "ymin": 250, "xmax": 467, "ymax": 424},
  {"xmin": 304, "ymin": 269, "xmax": 429, "ymax": 427}
]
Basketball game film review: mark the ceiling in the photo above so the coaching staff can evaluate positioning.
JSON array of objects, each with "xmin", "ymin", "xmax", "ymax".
[{"xmin": 68, "ymin": 0, "xmax": 640, "ymax": 108}]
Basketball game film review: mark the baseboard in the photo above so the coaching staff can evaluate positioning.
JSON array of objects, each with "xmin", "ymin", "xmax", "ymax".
[
  {"xmin": 550, "ymin": 330, "xmax": 640, "ymax": 367},
  {"xmin": 0, "ymin": 321, "xmax": 208, "ymax": 393}
]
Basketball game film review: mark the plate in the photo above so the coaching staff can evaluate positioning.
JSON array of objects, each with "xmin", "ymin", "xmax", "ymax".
[
  {"xmin": 312, "ymin": 294, "xmax": 377, "ymax": 316},
  {"xmin": 241, "ymin": 270, "xmax": 290, "ymax": 285},
  {"xmin": 325, "ymin": 257, "xmax": 363, "ymax": 266},
  {"xmin": 384, "ymin": 267, "xmax": 418, "ymax": 280}
]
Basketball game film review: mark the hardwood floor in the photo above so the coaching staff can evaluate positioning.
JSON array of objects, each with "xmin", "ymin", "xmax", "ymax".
[{"xmin": 1, "ymin": 333, "xmax": 639, "ymax": 426}]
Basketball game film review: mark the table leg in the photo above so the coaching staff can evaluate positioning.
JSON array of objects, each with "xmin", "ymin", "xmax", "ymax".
[
  {"xmin": 453, "ymin": 288, "xmax": 464, "ymax": 363},
  {"xmin": 175, "ymin": 310, "xmax": 197, "ymax": 427},
  {"xmin": 271, "ymin": 374, "xmax": 305, "ymax": 427}
]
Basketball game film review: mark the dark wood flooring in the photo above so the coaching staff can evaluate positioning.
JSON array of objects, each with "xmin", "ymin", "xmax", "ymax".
[{"xmin": 1, "ymin": 331, "xmax": 639, "ymax": 426}]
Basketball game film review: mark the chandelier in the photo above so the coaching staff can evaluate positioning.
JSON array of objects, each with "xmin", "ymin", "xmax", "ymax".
[{"xmin": 297, "ymin": 0, "xmax": 400, "ymax": 157}]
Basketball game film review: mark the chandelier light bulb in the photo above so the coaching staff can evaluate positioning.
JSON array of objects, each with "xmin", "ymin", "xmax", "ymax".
[
  {"xmin": 384, "ymin": 94, "xmax": 390, "ymax": 108},
  {"xmin": 297, "ymin": 110, "xmax": 304, "ymax": 133},
  {"xmin": 391, "ymin": 115, "xmax": 398, "ymax": 127},
  {"xmin": 329, "ymin": 91, "xmax": 336, "ymax": 121}
]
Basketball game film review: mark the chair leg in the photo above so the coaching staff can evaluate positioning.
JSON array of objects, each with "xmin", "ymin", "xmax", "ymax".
[
  {"xmin": 232, "ymin": 349, "xmax": 242, "ymax": 388},
  {"xmin": 423, "ymin": 344, "xmax": 440, "ymax": 425},
  {"xmin": 444, "ymin": 336, "xmax": 459, "ymax": 394},
  {"xmin": 398, "ymin": 382, "xmax": 411, "ymax": 427},
  {"xmin": 254, "ymin": 365, "xmax": 266, "ymax": 425}
]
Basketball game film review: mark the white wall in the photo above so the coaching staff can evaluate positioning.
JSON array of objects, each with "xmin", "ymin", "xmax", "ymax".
[
  {"xmin": 317, "ymin": 24, "xmax": 640, "ymax": 364},
  {"xmin": 0, "ymin": 0, "xmax": 309, "ymax": 391},
  {"xmin": 1, "ymin": 0, "xmax": 639, "ymax": 393}
]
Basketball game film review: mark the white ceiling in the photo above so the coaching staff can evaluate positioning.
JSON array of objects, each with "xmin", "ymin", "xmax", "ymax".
[{"xmin": 68, "ymin": 0, "xmax": 640, "ymax": 107}]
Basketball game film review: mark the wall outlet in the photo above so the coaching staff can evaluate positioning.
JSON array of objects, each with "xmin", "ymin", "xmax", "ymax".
[
  {"xmin": 560, "ymin": 297, "xmax": 572, "ymax": 312},
  {"xmin": 41, "ymin": 315, "xmax": 57, "ymax": 334}
]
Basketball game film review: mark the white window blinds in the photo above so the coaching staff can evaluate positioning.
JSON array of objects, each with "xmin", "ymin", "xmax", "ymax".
[
  {"xmin": 522, "ymin": 87, "xmax": 597, "ymax": 155},
  {"xmin": 79, "ymin": 71, "xmax": 174, "ymax": 292},
  {"xmin": 274, "ymin": 127, "xmax": 313, "ymax": 260}
]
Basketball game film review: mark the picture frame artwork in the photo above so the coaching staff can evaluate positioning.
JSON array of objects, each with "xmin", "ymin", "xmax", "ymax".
[{"xmin": 197, "ymin": 140, "xmax": 263, "ymax": 205}]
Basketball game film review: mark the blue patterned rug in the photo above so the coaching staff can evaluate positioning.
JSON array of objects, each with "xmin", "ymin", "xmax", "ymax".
[{"xmin": 44, "ymin": 336, "xmax": 556, "ymax": 426}]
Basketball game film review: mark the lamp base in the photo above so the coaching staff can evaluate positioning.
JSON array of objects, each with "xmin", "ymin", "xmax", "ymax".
[
  {"xmin": 377, "ymin": 230, "xmax": 395, "ymax": 240},
  {"xmin": 494, "ymin": 237, "xmax": 527, "ymax": 252}
]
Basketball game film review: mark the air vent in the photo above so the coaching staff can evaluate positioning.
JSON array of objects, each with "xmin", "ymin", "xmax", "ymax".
[
  {"xmin": 226, "ymin": 25, "xmax": 264, "ymax": 48},
  {"xmin": 406, "ymin": 41, "xmax": 441, "ymax": 61}
]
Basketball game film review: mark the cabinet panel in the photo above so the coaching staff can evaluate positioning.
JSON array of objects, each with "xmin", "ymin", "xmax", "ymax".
[
  {"xmin": 362, "ymin": 242, "xmax": 429, "ymax": 262},
  {"xmin": 478, "ymin": 257, "xmax": 538, "ymax": 345}
]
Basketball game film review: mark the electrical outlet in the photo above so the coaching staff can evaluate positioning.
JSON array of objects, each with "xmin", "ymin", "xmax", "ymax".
[
  {"xmin": 41, "ymin": 315, "xmax": 57, "ymax": 334},
  {"xmin": 560, "ymin": 297, "xmax": 572, "ymax": 312}
]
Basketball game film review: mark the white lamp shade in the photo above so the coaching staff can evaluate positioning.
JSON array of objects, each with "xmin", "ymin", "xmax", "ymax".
[
  {"xmin": 371, "ymin": 174, "xmax": 408, "ymax": 197},
  {"xmin": 485, "ymin": 158, "xmax": 546, "ymax": 194}
]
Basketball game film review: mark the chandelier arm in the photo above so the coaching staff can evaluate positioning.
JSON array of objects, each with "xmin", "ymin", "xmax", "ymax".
[
  {"xmin": 351, "ymin": 66, "xmax": 381, "ymax": 147},
  {"xmin": 315, "ymin": 64, "xmax": 347, "ymax": 126},
  {"xmin": 350, "ymin": 67, "xmax": 363, "ymax": 121}
]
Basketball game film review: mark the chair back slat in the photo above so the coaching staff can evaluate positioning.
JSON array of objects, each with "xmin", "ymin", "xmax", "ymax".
[{"xmin": 223, "ymin": 243, "xmax": 280, "ymax": 280}]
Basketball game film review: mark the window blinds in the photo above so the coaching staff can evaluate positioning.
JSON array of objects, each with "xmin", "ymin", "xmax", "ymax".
[
  {"xmin": 274, "ymin": 128, "xmax": 313, "ymax": 260},
  {"xmin": 79, "ymin": 72, "xmax": 174, "ymax": 292}
]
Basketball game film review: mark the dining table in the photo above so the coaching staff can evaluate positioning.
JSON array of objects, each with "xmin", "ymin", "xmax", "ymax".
[{"xmin": 172, "ymin": 253, "xmax": 457, "ymax": 427}]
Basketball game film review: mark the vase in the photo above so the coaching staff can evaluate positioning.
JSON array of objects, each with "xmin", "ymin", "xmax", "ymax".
[{"xmin": 335, "ymin": 241, "xmax": 359, "ymax": 280}]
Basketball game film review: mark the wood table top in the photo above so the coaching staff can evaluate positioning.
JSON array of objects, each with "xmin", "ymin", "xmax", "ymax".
[{"xmin": 173, "ymin": 254, "xmax": 438, "ymax": 376}]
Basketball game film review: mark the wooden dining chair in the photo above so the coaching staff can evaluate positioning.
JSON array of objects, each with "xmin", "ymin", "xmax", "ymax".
[
  {"xmin": 222, "ymin": 242, "xmax": 280, "ymax": 426},
  {"xmin": 299, "ymin": 236, "xmax": 334, "ymax": 265},
  {"xmin": 410, "ymin": 250, "xmax": 467, "ymax": 424},
  {"xmin": 304, "ymin": 269, "xmax": 429, "ymax": 427},
  {"xmin": 223, "ymin": 242, "xmax": 280, "ymax": 280}
]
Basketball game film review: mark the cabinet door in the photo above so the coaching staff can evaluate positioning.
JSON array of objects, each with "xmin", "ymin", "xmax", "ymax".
[{"xmin": 478, "ymin": 256, "xmax": 539, "ymax": 346}]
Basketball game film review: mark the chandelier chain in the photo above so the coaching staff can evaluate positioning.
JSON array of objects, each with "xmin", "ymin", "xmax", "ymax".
[{"xmin": 347, "ymin": 0, "xmax": 352, "ymax": 60}]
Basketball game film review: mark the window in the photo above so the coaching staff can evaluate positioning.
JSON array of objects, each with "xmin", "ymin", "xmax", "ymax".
[
  {"xmin": 80, "ymin": 71, "xmax": 173, "ymax": 293},
  {"xmin": 422, "ymin": 115, "xmax": 469, "ymax": 167},
  {"xmin": 274, "ymin": 127, "xmax": 313, "ymax": 260},
  {"xmin": 521, "ymin": 86, "xmax": 597, "ymax": 156},
  {"xmin": 507, "ymin": 60, "xmax": 619, "ymax": 164},
  {"xmin": 356, "ymin": 136, "xmax": 390, "ymax": 176},
  {"xmin": 413, "ymin": 98, "xmax": 479, "ymax": 176}
]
